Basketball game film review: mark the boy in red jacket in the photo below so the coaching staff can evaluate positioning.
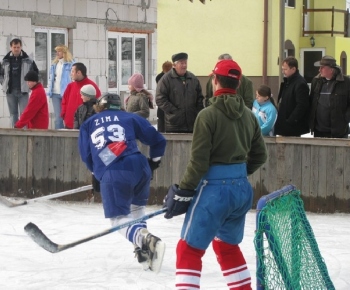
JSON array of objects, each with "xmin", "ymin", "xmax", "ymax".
[{"xmin": 15, "ymin": 71, "xmax": 49, "ymax": 129}]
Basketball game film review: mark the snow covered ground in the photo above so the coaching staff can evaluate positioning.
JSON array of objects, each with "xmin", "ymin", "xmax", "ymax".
[{"xmin": 0, "ymin": 199, "xmax": 349, "ymax": 290}]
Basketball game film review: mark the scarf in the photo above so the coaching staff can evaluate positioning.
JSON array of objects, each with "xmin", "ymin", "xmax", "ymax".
[{"xmin": 214, "ymin": 88, "xmax": 237, "ymax": 97}]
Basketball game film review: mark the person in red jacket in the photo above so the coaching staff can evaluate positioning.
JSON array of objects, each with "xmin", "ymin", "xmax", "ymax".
[
  {"xmin": 61, "ymin": 62, "xmax": 101, "ymax": 129},
  {"xmin": 15, "ymin": 71, "xmax": 49, "ymax": 129}
]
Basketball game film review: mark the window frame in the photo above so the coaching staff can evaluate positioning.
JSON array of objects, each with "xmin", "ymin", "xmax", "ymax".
[
  {"xmin": 285, "ymin": 0, "xmax": 295, "ymax": 8},
  {"xmin": 107, "ymin": 32, "xmax": 148, "ymax": 93},
  {"xmin": 34, "ymin": 27, "xmax": 68, "ymax": 88}
]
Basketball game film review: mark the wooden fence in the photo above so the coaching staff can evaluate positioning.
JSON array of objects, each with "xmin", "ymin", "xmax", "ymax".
[{"xmin": 0, "ymin": 128, "xmax": 349, "ymax": 213}]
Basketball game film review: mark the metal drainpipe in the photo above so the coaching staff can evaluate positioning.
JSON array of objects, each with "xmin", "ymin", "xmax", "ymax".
[
  {"xmin": 279, "ymin": 0, "xmax": 285, "ymax": 84},
  {"xmin": 263, "ymin": 0, "xmax": 268, "ymax": 84}
]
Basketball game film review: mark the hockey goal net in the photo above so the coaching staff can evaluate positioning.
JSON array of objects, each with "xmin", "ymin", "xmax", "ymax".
[{"xmin": 254, "ymin": 185, "xmax": 335, "ymax": 290}]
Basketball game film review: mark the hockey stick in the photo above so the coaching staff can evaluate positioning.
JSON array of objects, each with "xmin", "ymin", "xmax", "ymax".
[
  {"xmin": 24, "ymin": 207, "xmax": 167, "ymax": 253},
  {"xmin": 0, "ymin": 185, "xmax": 92, "ymax": 208}
]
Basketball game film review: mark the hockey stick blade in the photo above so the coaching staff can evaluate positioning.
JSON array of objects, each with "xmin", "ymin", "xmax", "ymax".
[
  {"xmin": 24, "ymin": 207, "xmax": 167, "ymax": 253},
  {"xmin": 0, "ymin": 195, "xmax": 27, "ymax": 207},
  {"xmin": 0, "ymin": 185, "xmax": 92, "ymax": 208}
]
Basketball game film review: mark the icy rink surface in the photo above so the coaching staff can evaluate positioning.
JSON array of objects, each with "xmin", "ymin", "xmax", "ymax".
[{"xmin": 0, "ymin": 200, "xmax": 349, "ymax": 290}]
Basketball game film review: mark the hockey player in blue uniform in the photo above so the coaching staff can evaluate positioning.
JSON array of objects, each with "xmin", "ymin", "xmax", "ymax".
[{"xmin": 78, "ymin": 93, "xmax": 166, "ymax": 273}]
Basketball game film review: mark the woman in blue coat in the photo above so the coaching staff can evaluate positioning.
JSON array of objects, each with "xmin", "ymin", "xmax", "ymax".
[{"xmin": 47, "ymin": 45, "xmax": 75, "ymax": 129}]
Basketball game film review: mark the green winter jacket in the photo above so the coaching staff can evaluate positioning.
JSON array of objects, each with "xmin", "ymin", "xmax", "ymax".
[
  {"xmin": 179, "ymin": 93, "xmax": 267, "ymax": 190},
  {"xmin": 126, "ymin": 91, "xmax": 151, "ymax": 119}
]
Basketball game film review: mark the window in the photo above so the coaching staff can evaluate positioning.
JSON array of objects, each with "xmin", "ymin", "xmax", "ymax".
[
  {"xmin": 285, "ymin": 0, "xmax": 295, "ymax": 8},
  {"xmin": 108, "ymin": 32, "xmax": 148, "ymax": 92},
  {"xmin": 284, "ymin": 40, "xmax": 295, "ymax": 58},
  {"xmin": 34, "ymin": 27, "xmax": 68, "ymax": 87}
]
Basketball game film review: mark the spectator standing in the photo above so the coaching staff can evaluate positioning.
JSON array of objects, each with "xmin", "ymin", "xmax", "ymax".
[
  {"xmin": 0, "ymin": 38, "xmax": 39, "ymax": 127},
  {"xmin": 155, "ymin": 61, "xmax": 172, "ymax": 83},
  {"xmin": 163, "ymin": 59, "xmax": 267, "ymax": 289},
  {"xmin": 155, "ymin": 60, "xmax": 173, "ymax": 132},
  {"xmin": 15, "ymin": 71, "xmax": 49, "ymax": 129},
  {"xmin": 47, "ymin": 45, "xmax": 75, "ymax": 129},
  {"xmin": 125, "ymin": 73, "xmax": 153, "ymax": 119},
  {"xmin": 309, "ymin": 55, "xmax": 350, "ymax": 138},
  {"xmin": 205, "ymin": 53, "xmax": 254, "ymax": 109},
  {"xmin": 274, "ymin": 56, "xmax": 310, "ymax": 137},
  {"xmin": 73, "ymin": 84, "xmax": 97, "ymax": 129},
  {"xmin": 156, "ymin": 52, "xmax": 204, "ymax": 133},
  {"xmin": 78, "ymin": 93, "xmax": 166, "ymax": 272},
  {"xmin": 252, "ymin": 85, "xmax": 278, "ymax": 136},
  {"xmin": 61, "ymin": 62, "xmax": 101, "ymax": 129}
]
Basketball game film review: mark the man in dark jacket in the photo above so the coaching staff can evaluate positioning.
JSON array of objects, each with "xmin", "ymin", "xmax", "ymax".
[
  {"xmin": 0, "ymin": 38, "xmax": 39, "ymax": 127},
  {"xmin": 156, "ymin": 52, "xmax": 204, "ymax": 133},
  {"xmin": 309, "ymin": 55, "xmax": 350, "ymax": 138},
  {"xmin": 274, "ymin": 56, "xmax": 310, "ymax": 136},
  {"xmin": 155, "ymin": 60, "xmax": 172, "ymax": 132}
]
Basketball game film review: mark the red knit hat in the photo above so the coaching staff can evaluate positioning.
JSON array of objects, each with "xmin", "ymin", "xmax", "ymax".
[
  {"xmin": 128, "ymin": 73, "xmax": 145, "ymax": 92},
  {"xmin": 211, "ymin": 59, "xmax": 242, "ymax": 80}
]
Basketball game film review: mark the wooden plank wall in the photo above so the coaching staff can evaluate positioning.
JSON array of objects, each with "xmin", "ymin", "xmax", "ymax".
[
  {"xmin": 0, "ymin": 129, "xmax": 92, "ymax": 201},
  {"xmin": 0, "ymin": 129, "xmax": 349, "ymax": 213}
]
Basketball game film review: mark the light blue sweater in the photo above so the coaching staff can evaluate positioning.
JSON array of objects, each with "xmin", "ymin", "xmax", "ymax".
[{"xmin": 252, "ymin": 99, "xmax": 278, "ymax": 136}]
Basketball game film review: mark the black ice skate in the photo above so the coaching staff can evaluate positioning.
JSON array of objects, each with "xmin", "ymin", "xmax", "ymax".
[
  {"xmin": 140, "ymin": 228, "xmax": 165, "ymax": 273},
  {"xmin": 134, "ymin": 244, "xmax": 150, "ymax": 271}
]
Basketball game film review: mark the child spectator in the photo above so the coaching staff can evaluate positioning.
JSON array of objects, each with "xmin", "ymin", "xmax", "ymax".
[
  {"xmin": 74, "ymin": 84, "xmax": 99, "ymax": 199},
  {"xmin": 73, "ymin": 84, "xmax": 97, "ymax": 129},
  {"xmin": 125, "ymin": 73, "xmax": 153, "ymax": 119},
  {"xmin": 15, "ymin": 71, "xmax": 49, "ymax": 129},
  {"xmin": 252, "ymin": 85, "xmax": 278, "ymax": 136}
]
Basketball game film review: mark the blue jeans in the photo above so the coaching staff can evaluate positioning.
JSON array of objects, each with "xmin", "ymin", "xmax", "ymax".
[
  {"xmin": 6, "ymin": 89, "xmax": 29, "ymax": 127},
  {"xmin": 51, "ymin": 93, "xmax": 64, "ymax": 129}
]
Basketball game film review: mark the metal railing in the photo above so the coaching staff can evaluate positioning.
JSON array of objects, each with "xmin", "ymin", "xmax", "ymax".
[{"xmin": 303, "ymin": 6, "xmax": 349, "ymax": 37}]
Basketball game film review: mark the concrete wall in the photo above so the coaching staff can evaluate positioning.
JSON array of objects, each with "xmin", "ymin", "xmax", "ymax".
[{"xmin": 0, "ymin": 0, "xmax": 158, "ymax": 128}]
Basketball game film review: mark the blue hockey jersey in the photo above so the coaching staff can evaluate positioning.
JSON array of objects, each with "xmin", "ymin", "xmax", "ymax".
[{"xmin": 78, "ymin": 109, "xmax": 166, "ymax": 180}]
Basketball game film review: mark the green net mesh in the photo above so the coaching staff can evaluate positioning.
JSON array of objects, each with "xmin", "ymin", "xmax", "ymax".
[{"xmin": 254, "ymin": 190, "xmax": 335, "ymax": 290}]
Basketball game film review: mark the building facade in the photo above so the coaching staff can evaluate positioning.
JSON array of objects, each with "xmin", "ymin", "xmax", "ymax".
[
  {"xmin": 0, "ymin": 0, "xmax": 159, "ymax": 128},
  {"xmin": 157, "ymin": 0, "xmax": 350, "ymax": 98}
]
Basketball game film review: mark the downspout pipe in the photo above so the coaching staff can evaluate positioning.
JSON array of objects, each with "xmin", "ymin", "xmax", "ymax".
[
  {"xmin": 262, "ymin": 0, "xmax": 268, "ymax": 84},
  {"xmin": 279, "ymin": 0, "xmax": 285, "ymax": 84}
]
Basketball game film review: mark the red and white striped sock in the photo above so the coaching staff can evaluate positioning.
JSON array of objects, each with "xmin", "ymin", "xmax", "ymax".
[
  {"xmin": 175, "ymin": 239, "xmax": 205, "ymax": 289},
  {"xmin": 212, "ymin": 238, "xmax": 252, "ymax": 290}
]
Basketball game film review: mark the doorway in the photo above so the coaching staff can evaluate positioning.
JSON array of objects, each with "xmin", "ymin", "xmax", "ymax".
[{"xmin": 300, "ymin": 48, "xmax": 325, "ymax": 84}]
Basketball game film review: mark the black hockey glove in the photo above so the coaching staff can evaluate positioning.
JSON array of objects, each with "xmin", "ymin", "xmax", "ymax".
[
  {"xmin": 163, "ymin": 184, "xmax": 195, "ymax": 219},
  {"xmin": 148, "ymin": 158, "xmax": 161, "ymax": 180},
  {"xmin": 92, "ymin": 174, "xmax": 100, "ymax": 192}
]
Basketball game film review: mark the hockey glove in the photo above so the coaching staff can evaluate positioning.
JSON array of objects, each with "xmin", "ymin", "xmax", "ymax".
[
  {"xmin": 92, "ymin": 174, "xmax": 100, "ymax": 192},
  {"xmin": 163, "ymin": 184, "xmax": 195, "ymax": 219},
  {"xmin": 148, "ymin": 158, "xmax": 161, "ymax": 180}
]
